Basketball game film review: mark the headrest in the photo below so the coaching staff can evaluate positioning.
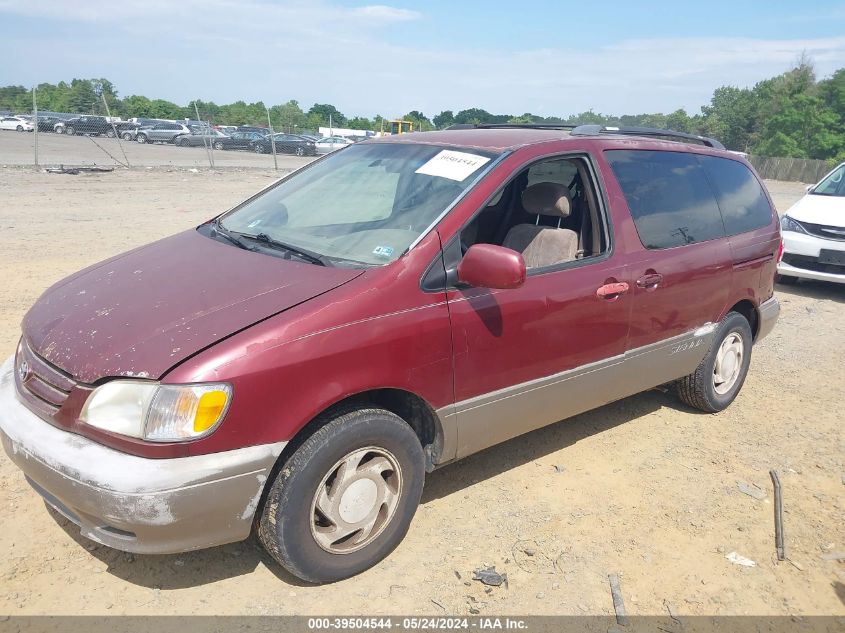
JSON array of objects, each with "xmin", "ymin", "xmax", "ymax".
[{"xmin": 522, "ymin": 182, "xmax": 571, "ymax": 218}]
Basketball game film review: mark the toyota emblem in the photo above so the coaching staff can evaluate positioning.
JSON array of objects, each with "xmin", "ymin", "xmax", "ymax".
[{"xmin": 17, "ymin": 359, "xmax": 30, "ymax": 383}]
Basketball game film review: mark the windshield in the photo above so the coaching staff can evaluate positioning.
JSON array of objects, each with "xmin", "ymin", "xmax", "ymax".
[
  {"xmin": 812, "ymin": 164, "xmax": 845, "ymax": 197},
  {"xmin": 217, "ymin": 142, "xmax": 499, "ymax": 265}
]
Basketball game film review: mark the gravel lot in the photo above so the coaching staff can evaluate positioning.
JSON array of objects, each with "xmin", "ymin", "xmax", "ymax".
[{"xmin": 0, "ymin": 167, "xmax": 842, "ymax": 616}]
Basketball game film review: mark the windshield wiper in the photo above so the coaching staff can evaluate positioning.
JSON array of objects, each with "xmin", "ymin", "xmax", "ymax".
[
  {"xmin": 239, "ymin": 232, "xmax": 330, "ymax": 266},
  {"xmin": 210, "ymin": 220, "xmax": 257, "ymax": 251}
]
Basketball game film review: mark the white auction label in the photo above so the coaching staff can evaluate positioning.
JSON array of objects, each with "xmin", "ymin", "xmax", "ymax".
[{"xmin": 415, "ymin": 150, "xmax": 491, "ymax": 181}]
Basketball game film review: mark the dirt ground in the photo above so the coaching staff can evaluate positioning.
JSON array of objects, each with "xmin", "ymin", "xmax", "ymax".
[{"xmin": 0, "ymin": 167, "xmax": 842, "ymax": 616}]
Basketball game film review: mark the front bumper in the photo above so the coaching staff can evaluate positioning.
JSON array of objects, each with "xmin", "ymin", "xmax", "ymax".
[
  {"xmin": 778, "ymin": 230, "xmax": 845, "ymax": 284},
  {"xmin": 0, "ymin": 357, "xmax": 285, "ymax": 554}
]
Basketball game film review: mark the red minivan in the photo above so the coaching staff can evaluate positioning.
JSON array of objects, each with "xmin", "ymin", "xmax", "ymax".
[{"xmin": 1, "ymin": 125, "xmax": 780, "ymax": 582}]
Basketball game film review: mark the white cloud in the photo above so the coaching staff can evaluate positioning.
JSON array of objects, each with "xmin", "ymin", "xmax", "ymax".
[
  {"xmin": 1, "ymin": 0, "xmax": 844, "ymax": 119},
  {"xmin": 350, "ymin": 5, "xmax": 421, "ymax": 22}
]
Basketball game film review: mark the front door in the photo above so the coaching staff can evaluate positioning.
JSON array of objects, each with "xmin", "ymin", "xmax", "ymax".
[{"xmin": 444, "ymin": 153, "xmax": 631, "ymax": 459}]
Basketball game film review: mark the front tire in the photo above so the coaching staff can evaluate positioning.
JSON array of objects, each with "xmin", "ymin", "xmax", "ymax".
[
  {"xmin": 137, "ymin": 133, "xmax": 148, "ymax": 144},
  {"xmin": 213, "ymin": 141, "xmax": 225, "ymax": 150},
  {"xmin": 676, "ymin": 311, "xmax": 753, "ymax": 413},
  {"xmin": 254, "ymin": 144, "xmax": 266, "ymax": 154},
  {"xmin": 66, "ymin": 126, "xmax": 76, "ymax": 135},
  {"xmin": 16, "ymin": 125, "xmax": 23, "ymax": 132},
  {"xmin": 122, "ymin": 132, "xmax": 133, "ymax": 141},
  {"xmin": 106, "ymin": 129, "xmax": 116, "ymax": 138},
  {"xmin": 258, "ymin": 407, "xmax": 425, "ymax": 583}
]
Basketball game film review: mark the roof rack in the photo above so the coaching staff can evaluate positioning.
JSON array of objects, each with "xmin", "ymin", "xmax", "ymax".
[
  {"xmin": 446, "ymin": 123, "xmax": 577, "ymax": 131},
  {"xmin": 570, "ymin": 124, "xmax": 725, "ymax": 149}
]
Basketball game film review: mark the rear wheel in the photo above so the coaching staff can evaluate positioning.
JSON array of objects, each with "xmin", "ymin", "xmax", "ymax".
[
  {"xmin": 254, "ymin": 144, "xmax": 266, "ymax": 154},
  {"xmin": 295, "ymin": 146, "xmax": 305, "ymax": 156},
  {"xmin": 213, "ymin": 141, "xmax": 225, "ymax": 150},
  {"xmin": 66, "ymin": 126, "xmax": 76, "ymax": 135},
  {"xmin": 676, "ymin": 311, "xmax": 753, "ymax": 413},
  {"xmin": 137, "ymin": 133, "xmax": 148, "ymax": 144},
  {"xmin": 179, "ymin": 137, "xmax": 190, "ymax": 147},
  {"xmin": 16, "ymin": 125, "xmax": 23, "ymax": 132},
  {"xmin": 105, "ymin": 128, "xmax": 116, "ymax": 138},
  {"xmin": 122, "ymin": 132, "xmax": 133, "ymax": 141},
  {"xmin": 258, "ymin": 407, "xmax": 425, "ymax": 583}
]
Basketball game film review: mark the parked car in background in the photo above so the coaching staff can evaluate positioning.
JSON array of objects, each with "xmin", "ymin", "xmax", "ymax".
[
  {"xmin": 0, "ymin": 124, "xmax": 780, "ymax": 584},
  {"xmin": 315, "ymin": 136, "xmax": 354, "ymax": 154},
  {"xmin": 236, "ymin": 125, "xmax": 270, "ymax": 136},
  {"xmin": 174, "ymin": 128, "xmax": 230, "ymax": 148},
  {"xmin": 33, "ymin": 115, "xmax": 68, "ymax": 132},
  {"xmin": 778, "ymin": 161, "xmax": 845, "ymax": 285},
  {"xmin": 108, "ymin": 121, "xmax": 140, "ymax": 140},
  {"xmin": 253, "ymin": 132, "xmax": 317, "ymax": 156},
  {"xmin": 0, "ymin": 116, "xmax": 34, "ymax": 132},
  {"xmin": 136, "ymin": 122, "xmax": 192, "ymax": 144},
  {"xmin": 58, "ymin": 116, "xmax": 113, "ymax": 136},
  {"xmin": 216, "ymin": 130, "xmax": 266, "ymax": 151}
]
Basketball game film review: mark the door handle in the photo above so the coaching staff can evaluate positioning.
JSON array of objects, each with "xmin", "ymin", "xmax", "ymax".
[
  {"xmin": 636, "ymin": 273, "xmax": 664, "ymax": 288},
  {"xmin": 596, "ymin": 282, "xmax": 629, "ymax": 300}
]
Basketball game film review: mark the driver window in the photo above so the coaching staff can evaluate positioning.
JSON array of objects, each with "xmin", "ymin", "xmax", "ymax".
[{"xmin": 459, "ymin": 156, "xmax": 607, "ymax": 269}]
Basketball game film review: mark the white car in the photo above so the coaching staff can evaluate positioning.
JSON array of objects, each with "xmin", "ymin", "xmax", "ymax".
[
  {"xmin": 315, "ymin": 136, "xmax": 354, "ymax": 154},
  {"xmin": 778, "ymin": 161, "xmax": 845, "ymax": 284},
  {"xmin": 0, "ymin": 116, "xmax": 34, "ymax": 132}
]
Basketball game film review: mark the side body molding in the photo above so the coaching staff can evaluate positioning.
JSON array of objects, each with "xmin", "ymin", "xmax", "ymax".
[{"xmin": 433, "ymin": 327, "xmax": 716, "ymax": 463}]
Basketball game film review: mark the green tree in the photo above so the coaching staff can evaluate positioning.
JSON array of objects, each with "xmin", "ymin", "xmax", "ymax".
[
  {"xmin": 432, "ymin": 110, "xmax": 454, "ymax": 128},
  {"xmin": 308, "ymin": 103, "xmax": 346, "ymax": 126}
]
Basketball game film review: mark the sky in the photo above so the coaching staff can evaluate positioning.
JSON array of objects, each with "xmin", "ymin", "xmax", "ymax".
[{"xmin": 1, "ymin": 0, "xmax": 844, "ymax": 119}]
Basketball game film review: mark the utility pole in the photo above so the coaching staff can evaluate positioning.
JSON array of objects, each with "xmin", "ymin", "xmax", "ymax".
[
  {"xmin": 32, "ymin": 85, "xmax": 38, "ymax": 168},
  {"xmin": 267, "ymin": 107, "xmax": 278, "ymax": 171},
  {"xmin": 194, "ymin": 101, "xmax": 214, "ymax": 169}
]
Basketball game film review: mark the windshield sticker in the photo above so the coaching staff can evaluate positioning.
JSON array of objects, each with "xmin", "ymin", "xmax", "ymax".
[
  {"xmin": 415, "ymin": 150, "xmax": 491, "ymax": 182},
  {"xmin": 372, "ymin": 245, "xmax": 395, "ymax": 259}
]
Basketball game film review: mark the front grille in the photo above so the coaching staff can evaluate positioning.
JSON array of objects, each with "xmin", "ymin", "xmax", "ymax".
[
  {"xmin": 15, "ymin": 339, "xmax": 77, "ymax": 413},
  {"xmin": 800, "ymin": 221, "xmax": 845, "ymax": 242},
  {"xmin": 782, "ymin": 253, "xmax": 845, "ymax": 275}
]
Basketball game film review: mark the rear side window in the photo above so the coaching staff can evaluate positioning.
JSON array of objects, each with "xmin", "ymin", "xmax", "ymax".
[
  {"xmin": 605, "ymin": 150, "xmax": 725, "ymax": 249},
  {"xmin": 699, "ymin": 156, "xmax": 773, "ymax": 235}
]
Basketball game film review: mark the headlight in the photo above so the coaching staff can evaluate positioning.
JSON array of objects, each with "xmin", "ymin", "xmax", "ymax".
[
  {"xmin": 80, "ymin": 381, "xmax": 232, "ymax": 442},
  {"xmin": 780, "ymin": 215, "xmax": 808, "ymax": 234}
]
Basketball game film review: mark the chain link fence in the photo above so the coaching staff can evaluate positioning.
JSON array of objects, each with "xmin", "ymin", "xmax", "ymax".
[{"xmin": 0, "ymin": 94, "xmax": 374, "ymax": 171}]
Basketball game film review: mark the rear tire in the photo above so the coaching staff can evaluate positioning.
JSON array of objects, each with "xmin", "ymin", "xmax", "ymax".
[
  {"xmin": 106, "ymin": 129, "xmax": 116, "ymax": 138},
  {"xmin": 213, "ymin": 141, "xmax": 225, "ymax": 150},
  {"xmin": 254, "ymin": 144, "xmax": 265, "ymax": 154},
  {"xmin": 122, "ymin": 132, "xmax": 133, "ymax": 141},
  {"xmin": 258, "ymin": 407, "xmax": 425, "ymax": 583},
  {"xmin": 16, "ymin": 125, "xmax": 23, "ymax": 132},
  {"xmin": 676, "ymin": 311, "xmax": 752, "ymax": 413},
  {"xmin": 137, "ymin": 133, "xmax": 148, "ymax": 144},
  {"xmin": 179, "ymin": 137, "xmax": 190, "ymax": 147},
  {"xmin": 295, "ymin": 146, "xmax": 305, "ymax": 156},
  {"xmin": 66, "ymin": 126, "xmax": 76, "ymax": 135}
]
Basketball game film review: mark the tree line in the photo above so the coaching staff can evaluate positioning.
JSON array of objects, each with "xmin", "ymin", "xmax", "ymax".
[{"xmin": 1, "ymin": 62, "xmax": 843, "ymax": 162}]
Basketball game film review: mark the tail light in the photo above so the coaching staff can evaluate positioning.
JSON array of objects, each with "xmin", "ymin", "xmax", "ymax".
[{"xmin": 777, "ymin": 239, "xmax": 784, "ymax": 263}]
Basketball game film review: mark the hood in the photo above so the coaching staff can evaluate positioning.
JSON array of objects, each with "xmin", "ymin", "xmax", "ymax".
[
  {"xmin": 786, "ymin": 193, "xmax": 845, "ymax": 227},
  {"xmin": 23, "ymin": 229, "xmax": 363, "ymax": 383}
]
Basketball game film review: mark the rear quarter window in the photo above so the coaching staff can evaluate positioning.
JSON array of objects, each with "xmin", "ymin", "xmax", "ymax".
[
  {"xmin": 698, "ymin": 155, "xmax": 773, "ymax": 234},
  {"xmin": 605, "ymin": 150, "xmax": 725, "ymax": 249}
]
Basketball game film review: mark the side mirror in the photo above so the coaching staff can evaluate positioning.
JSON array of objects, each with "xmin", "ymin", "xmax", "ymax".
[
  {"xmin": 806, "ymin": 185, "xmax": 814, "ymax": 192},
  {"xmin": 457, "ymin": 244, "xmax": 526, "ymax": 290}
]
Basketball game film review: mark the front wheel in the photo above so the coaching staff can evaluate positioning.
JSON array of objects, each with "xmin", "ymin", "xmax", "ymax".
[
  {"xmin": 105, "ymin": 129, "xmax": 116, "ymax": 138},
  {"xmin": 137, "ymin": 133, "xmax": 148, "ymax": 144},
  {"xmin": 254, "ymin": 144, "xmax": 266, "ymax": 154},
  {"xmin": 213, "ymin": 141, "xmax": 225, "ymax": 150},
  {"xmin": 295, "ymin": 146, "xmax": 305, "ymax": 156},
  {"xmin": 179, "ymin": 137, "xmax": 190, "ymax": 147},
  {"xmin": 676, "ymin": 311, "xmax": 753, "ymax": 413},
  {"xmin": 122, "ymin": 132, "xmax": 133, "ymax": 141},
  {"xmin": 258, "ymin": 407, "xmax": 425, "ymax": 583},
  {"xmin": 65, "ymin": 126, "xmax": 76, "ymax": 135},
  {"xmin": 16, "ymin": 125, "xmax": 23, "ymax": 132}
]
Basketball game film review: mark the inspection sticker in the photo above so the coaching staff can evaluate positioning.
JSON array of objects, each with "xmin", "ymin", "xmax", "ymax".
[{"xmin": 415, "ymin": 150, "xmax": 491, "ymax": 181}]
